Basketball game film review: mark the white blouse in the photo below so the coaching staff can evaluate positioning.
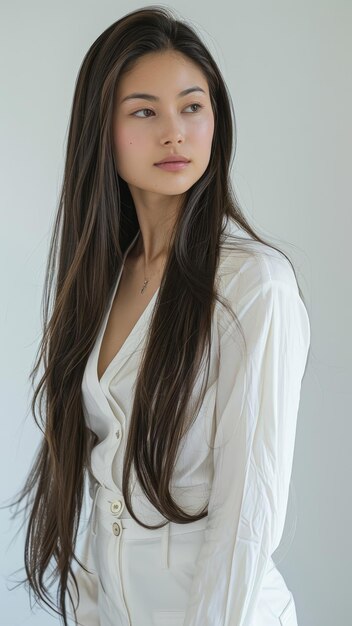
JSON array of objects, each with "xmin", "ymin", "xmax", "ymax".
[{"xmin": 75, "ymin": 216, "xmax": 311, "ymax": 626}]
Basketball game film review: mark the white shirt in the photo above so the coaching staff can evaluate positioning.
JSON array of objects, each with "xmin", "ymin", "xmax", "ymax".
[{"xmin": 79, "ymin": 216, "xmax": 310, "ymax": 625}]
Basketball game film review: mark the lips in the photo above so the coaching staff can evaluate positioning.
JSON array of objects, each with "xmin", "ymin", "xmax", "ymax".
[{"xmin": 155, "ymin": 155, "xmax": 190, "ymax": 164}]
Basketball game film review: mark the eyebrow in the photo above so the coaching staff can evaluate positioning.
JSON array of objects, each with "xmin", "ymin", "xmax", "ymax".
[{"xmin": 120, "ymin": 86, "xmax": 206, "ymax": 104}]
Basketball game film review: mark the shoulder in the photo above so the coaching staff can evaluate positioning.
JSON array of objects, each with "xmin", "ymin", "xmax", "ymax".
[
  {"xmin": 217, "ymin": 217, "xmax": 299, "ymax": 306},
  {"xmin": 215, "ymin": 220, "xmax": 310, "ymax": 358}
]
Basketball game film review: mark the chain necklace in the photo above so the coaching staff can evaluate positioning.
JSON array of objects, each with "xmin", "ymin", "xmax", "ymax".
[
  {"xmin": 138, "ymin": 233, "xmax": 167, "ymax": 294},
  {"xmin": 140, "ymin": 278, "xmax": 151, "ymax": 294},
  {"xmin": 140, "ymin": 260, "xmax": 165, "ymax": 294}
]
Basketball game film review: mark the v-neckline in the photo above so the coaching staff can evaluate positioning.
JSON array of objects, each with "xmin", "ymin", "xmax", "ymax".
[{"xmin": 96, "ymin": 231, "xmax": 160, "ymax": 386}]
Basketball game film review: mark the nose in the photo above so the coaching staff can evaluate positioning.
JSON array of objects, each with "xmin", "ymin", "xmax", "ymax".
[
  {"xmin": 160, "ymin": 115, "xmax": 185, "ymax": 145},
  {"xmin": 163, "ymin": 137, "xmax": 184, "ymax": 146},
  {"xmin": 162, "ymin": 133, "xmax": 184, "ymax": 146}
]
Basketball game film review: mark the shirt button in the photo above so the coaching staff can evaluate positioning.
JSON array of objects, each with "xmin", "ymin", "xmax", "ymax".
[
  {"xmin": 112, "ymin": 521, "xmax": 121, "ymax": 536},
  {"xmin": 116, "ymin": 430, "xmax": 121, "ymax": 439},
  {"xmin": 110, "ymin": 500, "xmax": 122, "ymax": 515}
]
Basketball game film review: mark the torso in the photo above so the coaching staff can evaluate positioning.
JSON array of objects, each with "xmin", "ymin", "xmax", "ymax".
[{"xmin": 97, "ymin": 252, "xmax": 165, "ymax": 382}]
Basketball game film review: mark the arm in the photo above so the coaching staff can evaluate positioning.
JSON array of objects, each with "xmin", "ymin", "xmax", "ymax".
[{"xmin": 182, "ymin": 264, "xmax": 310, "ymax": 626}]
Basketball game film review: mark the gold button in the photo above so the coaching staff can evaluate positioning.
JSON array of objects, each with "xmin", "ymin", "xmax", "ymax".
[
  {"xmin": 110, "ymin": 500, "xmax": 122, "ymax": 514},
  {"xmin": 112, "ymin": 522, "xmax": 121, "ymax": 536}
]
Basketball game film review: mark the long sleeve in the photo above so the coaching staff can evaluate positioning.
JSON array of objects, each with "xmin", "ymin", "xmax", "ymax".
[{"xmin": 182, "ymin": 260, "xmax": 311, "ymax": 626}]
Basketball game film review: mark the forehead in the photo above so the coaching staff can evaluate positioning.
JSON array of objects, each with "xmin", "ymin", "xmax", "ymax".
[{"xmin": 116, "ymin": 51, "xmax": 209, "ymax": 99}]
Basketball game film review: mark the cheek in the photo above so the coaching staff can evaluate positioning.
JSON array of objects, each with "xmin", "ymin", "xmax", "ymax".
[
  {"xmin": 114, "ymin": 127, "xmax": 132, "ymax": 155},
  {"xmin": 113, "ymin": 122, "xmax": 147, "ymax": 156},
  {"xmin": 192, "ymin": 116, "xmax": 214, "ymax": 146}
]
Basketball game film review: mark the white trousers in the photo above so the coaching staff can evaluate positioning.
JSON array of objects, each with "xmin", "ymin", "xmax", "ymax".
[{"xmin": 69, "ymin": 482, "xmax": 298, "ymax": 626}]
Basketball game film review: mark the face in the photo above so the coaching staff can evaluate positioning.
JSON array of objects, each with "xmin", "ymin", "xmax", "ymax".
[{"xmin": 112, "ymin": 50, "xmax": 215, "ymax": 207}]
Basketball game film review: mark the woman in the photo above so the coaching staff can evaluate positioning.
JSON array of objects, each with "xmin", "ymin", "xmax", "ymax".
[{"xmin": 12, "ymin": 6, "xmax": 310, "ymax": 626}]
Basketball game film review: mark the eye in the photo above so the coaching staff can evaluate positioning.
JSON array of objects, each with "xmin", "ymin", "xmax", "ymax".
[
  {"xmin": 132, "ymin": 103, "xmax": 204, "ymax": 118},
  {"xmin": 132, "ymin": 108, "xmax": 154, "ymax": 118},
  {"xmin": 185, "ymin": 103, "xmax": 204, "ymax": 113}
]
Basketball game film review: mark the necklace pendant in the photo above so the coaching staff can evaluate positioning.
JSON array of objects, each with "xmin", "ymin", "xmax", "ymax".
[{"xmin": 141, "ymin": 279, "xmax": 149, "ymax": 294}]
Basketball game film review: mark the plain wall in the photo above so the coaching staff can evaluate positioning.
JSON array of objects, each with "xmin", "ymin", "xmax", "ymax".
[{"xmin": 1, "ymin": 1, "xmax": 351, "ymax": 624}]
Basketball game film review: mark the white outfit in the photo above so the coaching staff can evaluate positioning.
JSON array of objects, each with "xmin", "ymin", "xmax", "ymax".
[{"xmin": 67, "ymin": 217, "xmax": 310, "ymax": 626}]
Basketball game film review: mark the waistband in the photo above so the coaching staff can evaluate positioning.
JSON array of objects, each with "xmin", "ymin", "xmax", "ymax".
[{"xmin": 90, "ymin": 482, "xmax": 208, "ymax": 569}]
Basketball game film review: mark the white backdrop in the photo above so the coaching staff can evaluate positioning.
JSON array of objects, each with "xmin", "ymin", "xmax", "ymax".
[{"xmin": 1, "ymin": 1, "xmax": 351, "ymax": 625}]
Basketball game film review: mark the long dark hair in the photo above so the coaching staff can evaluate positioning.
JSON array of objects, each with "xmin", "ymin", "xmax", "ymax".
[{"xmin": 6, "ymin": 5, "xmax": 307, "ymax": 625}]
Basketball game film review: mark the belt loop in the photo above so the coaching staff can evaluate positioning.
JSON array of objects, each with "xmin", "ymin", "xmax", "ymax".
[{"xmin": 161, "ymin": 522, "xmax": 170, "ymax": 569}]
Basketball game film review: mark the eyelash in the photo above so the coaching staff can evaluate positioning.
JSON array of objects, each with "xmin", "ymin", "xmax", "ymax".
[{"xmin": 131, "ymin": 103, "xmax": 204, "ymax": 118}]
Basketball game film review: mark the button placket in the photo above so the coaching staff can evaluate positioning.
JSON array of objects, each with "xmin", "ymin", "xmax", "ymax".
[
  {"xmin": 92, "ymin": 483, "xmax": 131, "ymax": 624},
  {"xmin": 108, "ymin": 494, "xmax": 132, "ymax": 626},
  {"xmin": 109, "ymin": 495, "xmax": 124, "ymax": 536}
]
